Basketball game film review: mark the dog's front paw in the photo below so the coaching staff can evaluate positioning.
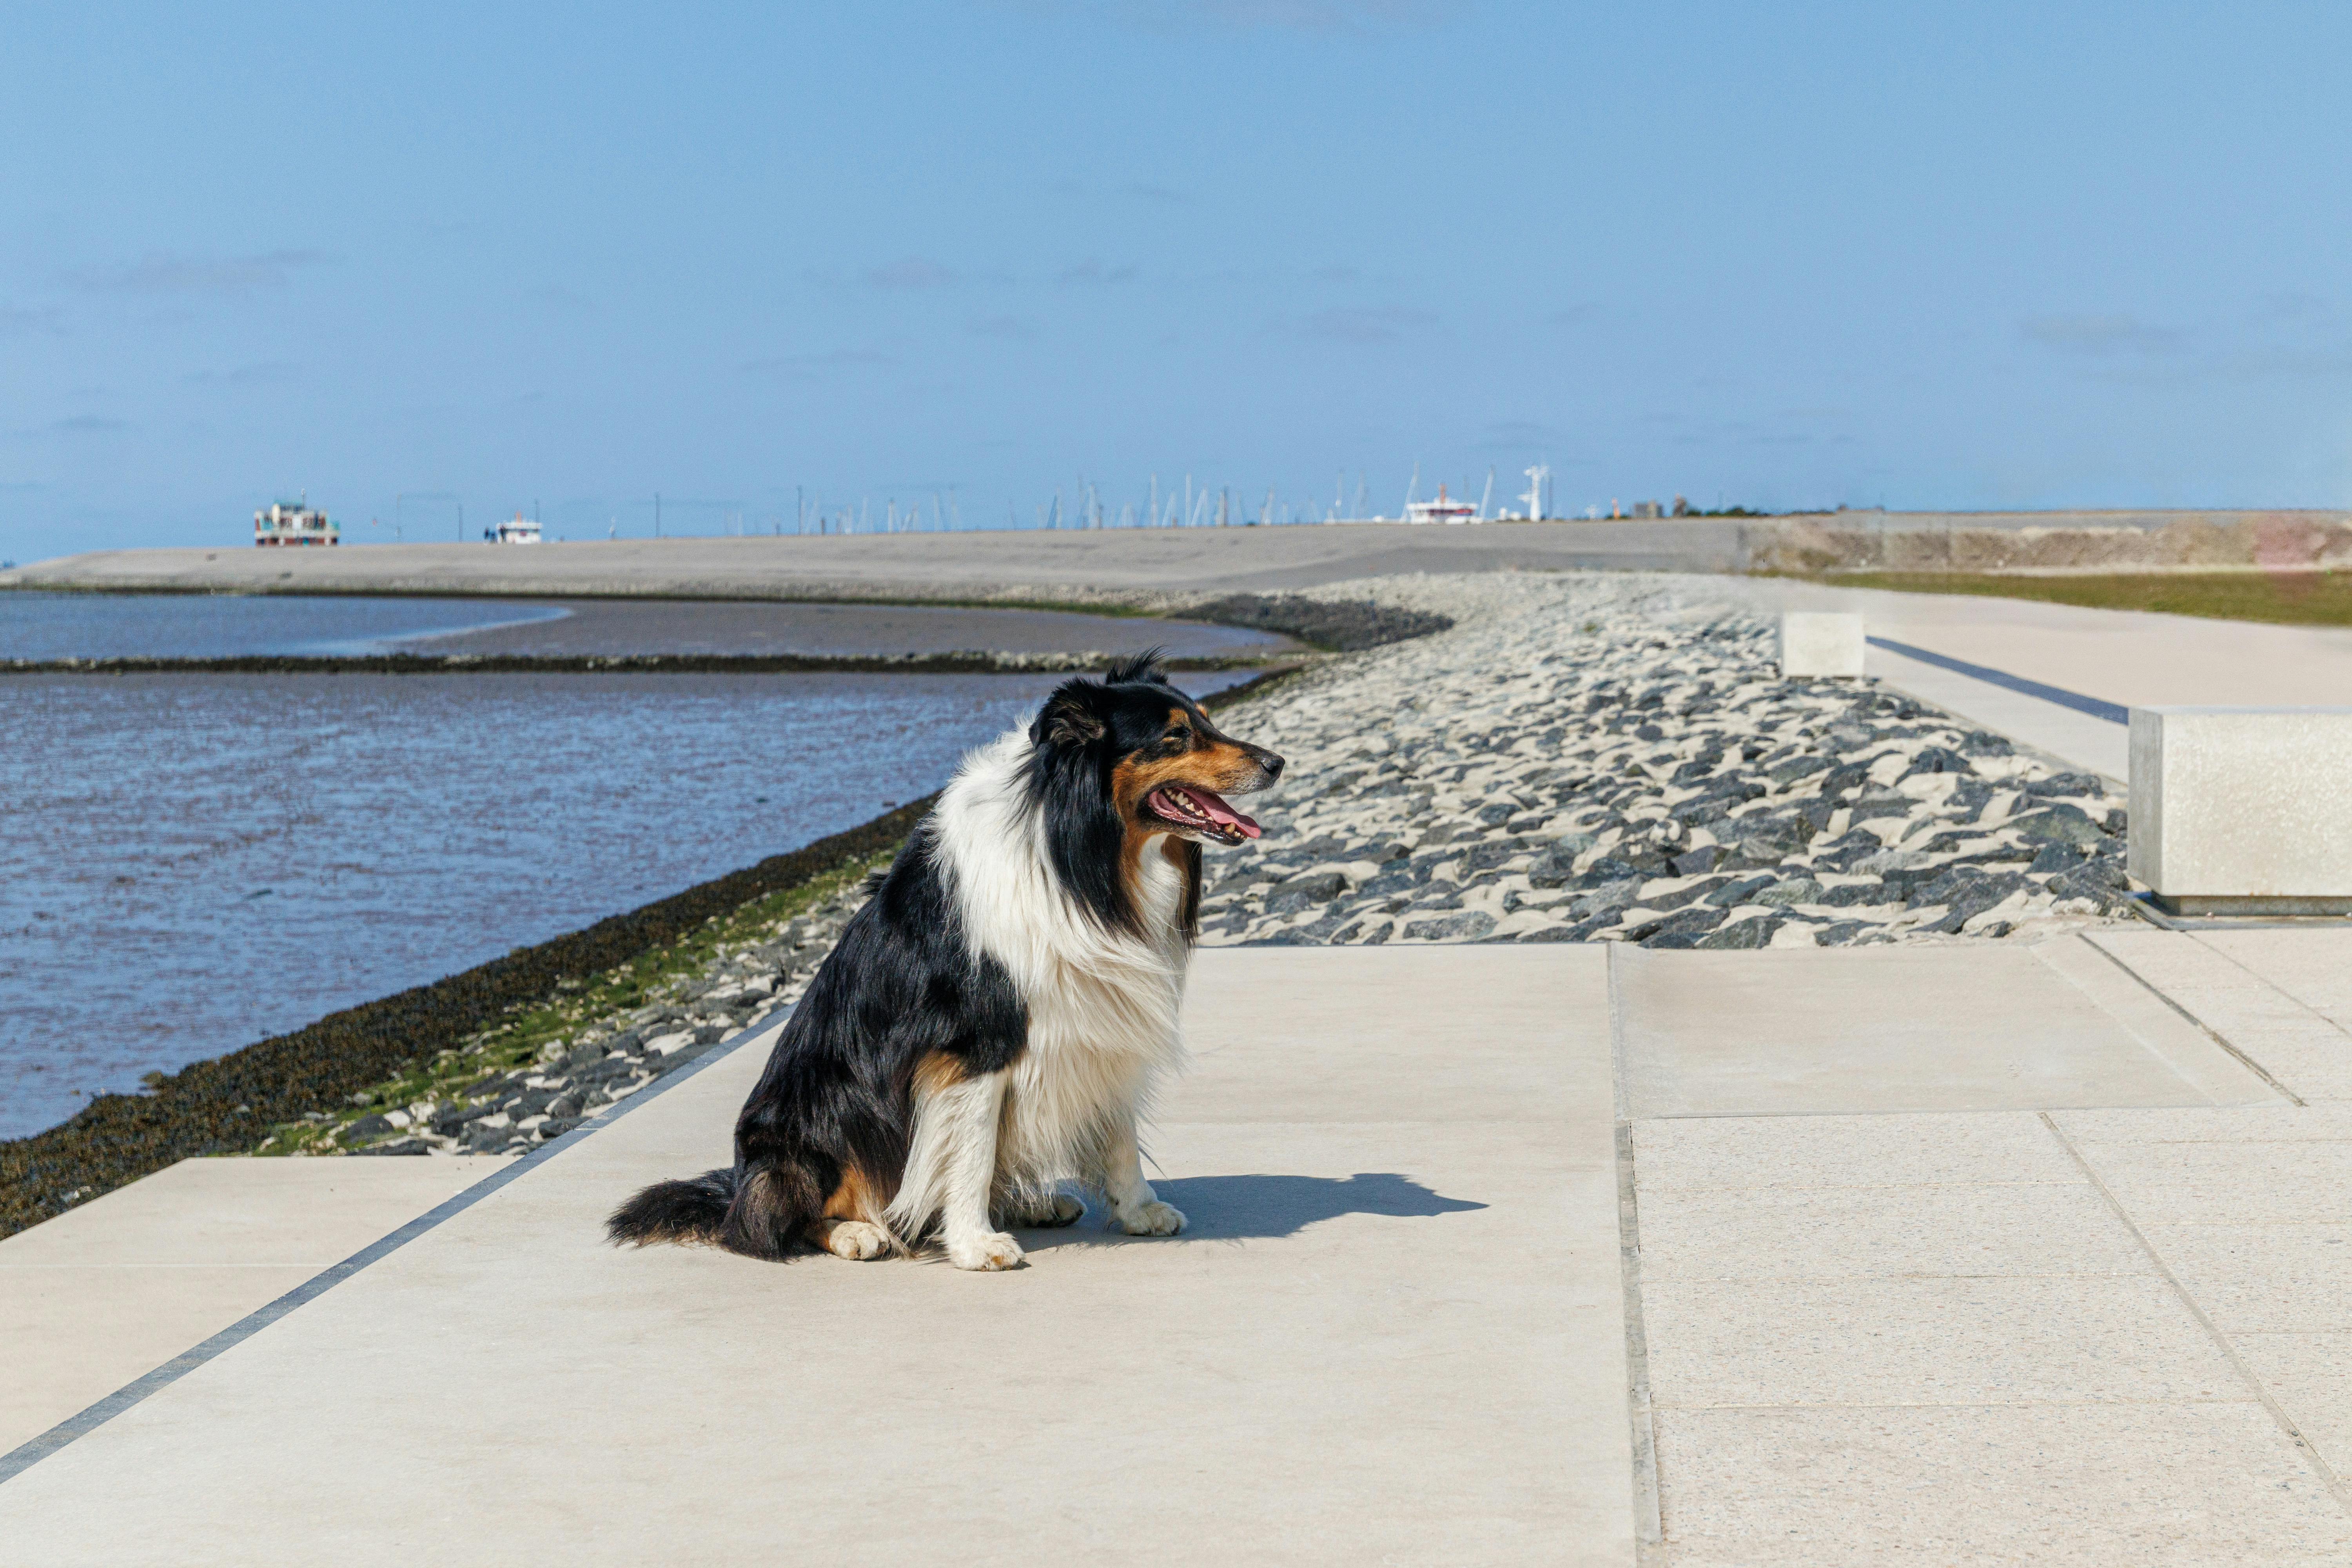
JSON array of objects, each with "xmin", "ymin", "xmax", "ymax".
[
  {"xmin": 947, "ymin": 1231, "xmax": 1025, "ymax": 1272},
  {"xmin": 1008, "ymin": 1192, "xmax": 1085, "ymax": 1229},
  {"xmin": 1113, "ymin": 1200, "xmax": 1187, "ymax": 1237}
]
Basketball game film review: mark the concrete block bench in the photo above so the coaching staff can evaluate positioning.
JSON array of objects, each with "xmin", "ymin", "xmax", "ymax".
[
  {"xmin": 1779, "ymin": 612, "xmax": 1865, "ymax": 678},
  {"xmin": 2128, "ymin": 706, "xmax": 2352, "ymax": 915}
]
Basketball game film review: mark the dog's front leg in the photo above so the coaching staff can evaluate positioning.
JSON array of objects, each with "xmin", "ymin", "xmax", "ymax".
[
  {"xmin": 1095, "ymin": 1115, "xmax": 1187, "ymax": 1237},
  {"xmin": 937, "ymin": 1072, "xmax": 1024, "ymax": 1271}
]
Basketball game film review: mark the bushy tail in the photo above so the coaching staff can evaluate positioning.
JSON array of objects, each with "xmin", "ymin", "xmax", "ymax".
[
  {"xmin": 607, "ymin": 1167, "xmax": 737, "ymax": 1247},
  {"xmin": 605, "ymin": 1161, "xmax": 826, "ymax": 1259}
]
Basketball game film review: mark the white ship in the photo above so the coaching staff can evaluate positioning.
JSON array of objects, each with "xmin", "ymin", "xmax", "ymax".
[
  {"xmin": 254, "ymin": 500, "xmax": 337, "ymax": 547},
  {"xmin": 1403, "ymin": 485, "xmax": 1478, "ymax": 525},
  {"xmin": 486, "ymin": 513, "xmax": 543, "ymax": 544}
]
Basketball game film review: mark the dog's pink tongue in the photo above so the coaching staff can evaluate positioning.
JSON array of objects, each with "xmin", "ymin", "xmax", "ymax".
[{"xmin": 1189, "ymin": 788, "xmax": 1262, "ymax": 840}]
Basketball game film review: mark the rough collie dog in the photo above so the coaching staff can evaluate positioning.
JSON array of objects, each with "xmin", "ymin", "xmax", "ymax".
[{"xmin": 607, "ymin": 653, "xmax": 1284, "ymax": 1270}]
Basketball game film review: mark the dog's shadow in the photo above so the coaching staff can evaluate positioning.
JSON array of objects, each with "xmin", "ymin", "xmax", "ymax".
[{"xmin": 1018, "ymin": 1171, "xmax": 1486, "ymax": 1249}]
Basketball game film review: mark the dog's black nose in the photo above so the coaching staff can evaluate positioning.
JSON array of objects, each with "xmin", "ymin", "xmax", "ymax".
[{"xmin": 1258, "ymin": 749, "xmax": 1285, "ymax": 780}]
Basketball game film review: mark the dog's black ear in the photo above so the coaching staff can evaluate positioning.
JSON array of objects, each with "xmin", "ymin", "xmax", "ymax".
[
  {"xmin": 1032, "ymin": 680, "xmax": 1107, "ymax": 748},
  {"xmin": 1104, "ymin": 648, "xmax": 1168, "ymax": 687}
]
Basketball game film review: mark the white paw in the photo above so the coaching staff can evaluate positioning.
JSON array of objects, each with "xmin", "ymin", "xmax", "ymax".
[
  {"xmin": 823, "ymin": 1220, "xmax": 890, "ymax": 1261},
  {"xmin": 1009, "ymin": 1193, "xmax": 1085, "ymax": 1229},
  {"xmin": 1113, "ymin": 1200, "xmax": 1187, "ymax": 1237},
  {"xmin": 946, "ymin": 1231, "xmax": 1025, "ymax": 1272}
]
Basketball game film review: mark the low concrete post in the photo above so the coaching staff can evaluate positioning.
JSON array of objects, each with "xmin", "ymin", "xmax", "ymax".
[
  {"xmin": 1778, "ymin": 612, "xmax": 1866, "ymax": 678},
  {"xmin": 2128, "ymin": 706, "xmax": 2352, "ymax": 915}
]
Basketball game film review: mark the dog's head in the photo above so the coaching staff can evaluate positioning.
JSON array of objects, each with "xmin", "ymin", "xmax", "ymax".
[{"xmin": 1030, "ymin": 652, "xmax": 1285, "ymax": 848}]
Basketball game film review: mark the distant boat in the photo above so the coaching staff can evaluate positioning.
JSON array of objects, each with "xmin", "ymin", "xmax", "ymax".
[
  {"xmin": 486, "ymin": 514, "xmax": 543, "ymax": 544},
  {"xmin": 1404, "ymin": 485, "xmax": 1478, "ymax": 526},
  {"xmin": 254, "ymin": 499, "xmax": 337, "ymax": 547}
]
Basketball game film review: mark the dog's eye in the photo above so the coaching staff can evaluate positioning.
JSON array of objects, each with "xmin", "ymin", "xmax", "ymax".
[{"xmin": 1163, "ymin": 728, "xmax": 1192, "ymax": 751}]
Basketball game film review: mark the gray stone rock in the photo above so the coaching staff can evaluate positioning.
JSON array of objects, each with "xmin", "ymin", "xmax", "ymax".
[
  {"xmin": 1695, "ymin": 915, "xmax": 1779, "ymax": 949},
  {"xmin": 1401, "ymin": 910, "xmax": 1497, "ymax": 942}
]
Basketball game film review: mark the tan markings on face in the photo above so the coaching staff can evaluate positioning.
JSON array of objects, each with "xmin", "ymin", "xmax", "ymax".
[{"xmin": 1111, "ymin": 709, "xmax": 1265, "ymax": 823}]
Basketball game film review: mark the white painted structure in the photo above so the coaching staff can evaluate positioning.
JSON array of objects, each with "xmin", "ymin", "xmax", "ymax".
[
  {"xmin": 487, "ymin": 514, "xmax": 543, "ymax": 544},
  {"xmin": 1404, "ymin": 485, "xmax": 1478, "ymax": 525},
  {"xmin": 2127, "ymin": 706, "xmax": 2352, "ymax": 914},
  {"xmin": 253, "ymin": 501, "xmax": 336, "ymax": 547},
  {"xmin": 1777, "ymin": 611, "xmax": 1866, "ymax": 677}
]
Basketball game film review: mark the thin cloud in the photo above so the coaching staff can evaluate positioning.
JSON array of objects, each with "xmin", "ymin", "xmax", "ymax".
[
  {"xmin": 740, "ymin": 348, "xmax": 898, "ymax": 378},
  {"xmin": 66, "ymin": 249, "xmax": 331, "ymax": 296},
  {"xmin": 1478, "ymin": 419, "xmax": 1566, "ymax": 448},
  {"xmin": 1310, "ymin": 263, "xmax": 1360, "ymax": 284},
  {"xmin": 0, "ymin": 305, "xmax": 62, "ymax": 338},
  {"xmin": 1300, "ymin": 305, "xmax": 1435, "ymax": 344},
  {"xmin": 51, "ymin": 414, "xmax": 129, "ymax": 434},
  {"xmin": 1118, "ymin": 181, "xmax": 1189, "ymax": 203},
  {"xmin": 862, "ymin": 258, "xmax": 957, "ymax": 289},
  {"xmin": 1058, "ymin": 258, "xmax": 1139, "ymax": 287},
  {"xmin": 1549, "ymin": 304, "xmax": 1599, "ymax": 327},
  {"xmin": 2018, "ymin": 313, "xmax": 2184, "ymax": 356},
  {"xmin": 968, "ymin": 315, "xmax": 1041, "ymax": 340},
  {"xmin": 188, "ymin": 361, "xmax": 301, "ymax": 388},
  {"xmin": 1086, "ymin": 0, "xmax": 1462, "ymax": 31}
]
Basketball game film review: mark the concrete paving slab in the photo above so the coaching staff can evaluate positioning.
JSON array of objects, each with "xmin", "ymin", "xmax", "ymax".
[
  {"xmin": 0, "ymin": 947, "xmax": 1635, "ymax": 1567},
  {"xmin": 2089, "ymin": 929, "xmax": 2352, "ymax": 1102},
  {"xmin": 1617, "ymin": 937, "xmax": 2278, "ymax": 1118},
  {"xmin": 1651, "ymin": 1402, "xmax": 2352, "ymax": 1566},
  {"xmin": 1644, "ymin": 1275, "xmax": 2248, "ymax": 1407},
  {"xmin": 2067, "ymin": 1141, "xmax": 2352, "ymax": 1226},
  {"xmin": 1630, "ymin": 1109, "xmax": 2083, "ymax": 1191},
  {"xmin": 1635, "ymin": 1180, "xmax": 2154, "ymax": 1283},
  {"xmin": 2051, "ymin": 1104, "xmax": 2352, "ymax": 1143},
  {"xmin": 2235, "ymin": 1334, "xmax": 2352, "ymax": 1480},
  {"xmin": 2200, "ymin": 928, "xmax": 2352, "ymax": 1035},
  {"xmin": 0, "ymin": 1157, "xmax": 486, "ymax": 1454},
  {"xmin": 2131, "ymin": 1225, "xmax": 2352, "ymax": 1334}
]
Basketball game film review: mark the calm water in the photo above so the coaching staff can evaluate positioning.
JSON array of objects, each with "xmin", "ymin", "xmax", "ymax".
[
  {"xmin": 0, "ymin": 593, "xmax": 1258, "ymax": 1138},
  {"xmin": 0, "ymin": 592, "xmax": 571, "ymax": 659}
]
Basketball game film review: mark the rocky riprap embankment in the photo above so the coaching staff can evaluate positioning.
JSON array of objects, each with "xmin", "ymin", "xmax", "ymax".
[
  {"xmin": 1189, "ymin": 575, "xmax": 2137, "ymax": 950},
  {"xmin": 330, "ymin": 572, "xmax": 2139, "ymax": 1158},
  {"xmin": 338, "ymin": 891, "xmax": 869, "ymax": 1157}
]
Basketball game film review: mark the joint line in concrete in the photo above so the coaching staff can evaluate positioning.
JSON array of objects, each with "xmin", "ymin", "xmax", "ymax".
[
  {"xmin": 1608, "ymin": 944, "xmax": 1667, "ymax": 1564},
  {"xmin": 0, "ymin": 1010, "xmax": 788, "ymax": 1488},
  {"xmin": 2037, "ymin": 1110, "xmax": 2352, "ymax": 1513},
  {"xmin": 1865, "ymin": 636, "xmax": 2128, "ymax": 726},
  {"xmin": 2078, "ymin": 936, "xmax": 2307, "ymax": 1107}
]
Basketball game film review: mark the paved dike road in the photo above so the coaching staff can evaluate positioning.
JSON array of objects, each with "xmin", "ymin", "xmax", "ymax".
[{"xmin": 6, "ymin": 544, "xmax": 2352, "ymax": 1561}]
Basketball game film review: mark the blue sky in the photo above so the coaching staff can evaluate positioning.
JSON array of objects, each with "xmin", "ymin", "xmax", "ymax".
[{"xmin": 5, "ymin": 0, "xmax": 2351, "ymax": 559}]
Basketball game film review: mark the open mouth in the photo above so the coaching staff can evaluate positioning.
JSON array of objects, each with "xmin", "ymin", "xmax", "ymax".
[{"xmin": 1144, "ymin": 784, "xmax": 1262, "ymax": 844}]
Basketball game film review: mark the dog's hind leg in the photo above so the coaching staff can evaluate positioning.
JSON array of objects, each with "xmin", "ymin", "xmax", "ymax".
[
  {"xmin": 804, "ymin": 1218, "xmax": 891, "ymax": 1260},
  {"xmin": 999, "ymin": 1189, "xmax": 1085, "ymax": 1229},
  {"xmin": 1091, "ymin": 1116, "xmax": 1187, "ymax": 1237}
]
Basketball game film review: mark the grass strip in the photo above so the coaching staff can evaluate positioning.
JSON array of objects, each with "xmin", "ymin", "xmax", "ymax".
[{"xmin": 1809, "ymin": 569, "xmax": 2352, "ymax": 630}]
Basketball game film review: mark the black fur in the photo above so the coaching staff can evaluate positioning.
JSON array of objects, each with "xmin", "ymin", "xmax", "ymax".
[{"xmin": 606, "ymin": 652, "xmax": 1278, "ymax": 1259}]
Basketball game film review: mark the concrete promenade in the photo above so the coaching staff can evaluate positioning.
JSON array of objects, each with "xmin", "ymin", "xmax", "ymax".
[{"xmin": 7, "ymin": 932, "xmax": 2352, "ymax": 1561}]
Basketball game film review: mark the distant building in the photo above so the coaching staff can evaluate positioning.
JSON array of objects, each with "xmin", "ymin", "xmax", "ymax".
[
  {"xmin": 1404, "ymin": 485, "xmax": 1479, "ymax": 525},
  {"xmin": 1630, "ymin": 500, "xmax": 1664, "ymax": 519},
  {"xmin": 486, "ymin": 514, "xmax": 543, "ymax": 544},
  {"xmin": 254, "ymin": 500, "xmax": 336, "ymax": 546}
]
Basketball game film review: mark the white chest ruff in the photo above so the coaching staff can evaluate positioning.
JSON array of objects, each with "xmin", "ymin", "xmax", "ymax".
[{"xmin": 933, "ymin": 731, "xmax": 1191, "ymax": 1188}]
